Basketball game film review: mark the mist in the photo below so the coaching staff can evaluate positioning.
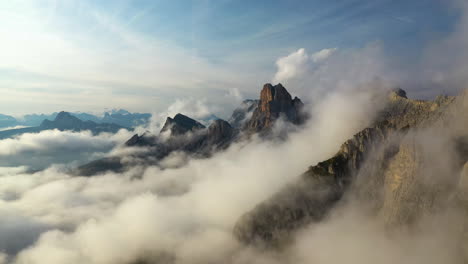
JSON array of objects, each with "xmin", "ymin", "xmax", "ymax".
[{"xmin": 0, "ymin": 1, "xmax": 467, "ymax": 264}]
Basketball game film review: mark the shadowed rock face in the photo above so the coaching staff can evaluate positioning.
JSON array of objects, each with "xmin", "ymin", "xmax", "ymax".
[
  {"xmin": 233, "ymin": 88, "xmax": 468, "ymax": 247},
  {"xmin": 228, "ymin": 99, "xmax": 259, "ymax": 128},
  {"xmin": 160, "ymin": 113, "xmax": 206, "ymax": 136},
  {"xmin": 245, "ymin": 83, "xmax": 305, "ymax": 133},
  {"xmin": 206, "ymin": 119, "xmax": 234, "ymax": 145},
  {"xmin": 233, "ymin": 121, "xmax": 394, "ymax": 247}
]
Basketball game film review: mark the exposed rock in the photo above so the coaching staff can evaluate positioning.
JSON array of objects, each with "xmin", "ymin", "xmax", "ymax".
[
  {"xmin": 228, "ymin": 99, "xmax": 259, "ymax": 128},
  {"xmin": 78, "ymin": 84, "xmax": 306, "ymax": 176},
  {"xmin": 234, "ymin": 88, "xmax": 466, "ymax": 247},
  {"xmin": 376, "ymin": 89, "xmax": 455, "ymax": 129},
  {"xmin": 78, "ymin": 118, "xmax": 235, "ymax": 176},
  {"xmin": 160, "ymin": 113, "xmax": 206, "ymax": 136},
  {"xmin": 206, "ymin": 119, "xmax": 234, "ymax": 146},
  {"xmin": 245, "ymin": 83, "xmax": 305, "ymax": 133},
  {"xmin": 74, "ymin": 157, "xmax": 125, "ymax": 177},
  {"xmin": 233, "ymin": 122, "xmax": 393, "ymax": 246}
]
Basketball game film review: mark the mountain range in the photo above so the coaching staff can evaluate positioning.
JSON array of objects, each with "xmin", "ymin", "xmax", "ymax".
[
  {"xmin": 0, "ymin": 109, "xmax": 151, "ymax": 129},
  {"xmin": 0, "ymin": 112, "xmax": 128, "ymax": 140},
  {"xmin": 75, "ymin": 83, "xmax": 468, "ymax": 255},
  {"xmin": 76, "ymin": 83, "xmax": 306, "ymax": 176}
]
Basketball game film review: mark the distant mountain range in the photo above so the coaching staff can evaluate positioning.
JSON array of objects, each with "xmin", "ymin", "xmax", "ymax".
[
  {"xmin": 0, "ymin": 112, "xmax": 128, "ymax": 140},
  {"xmin": 0, "ymin": 109, "xmax": 151, "ymax": 129},
  {"xmin": 76, "ymin": 83, "xmax": 306, "ymax": 175}
]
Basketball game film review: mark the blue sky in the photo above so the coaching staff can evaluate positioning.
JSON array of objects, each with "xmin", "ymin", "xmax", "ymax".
[{"xmin": 0, "ymin": 0, "xmax": 463, "ymax": 116}]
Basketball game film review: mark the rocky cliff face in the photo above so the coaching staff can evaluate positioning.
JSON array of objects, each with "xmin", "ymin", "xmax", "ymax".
[
  {"xmin": 233, "ymin": 88, "xmax": 468, "ymax": 247},
  {"xmin": 228, "ymin": 99, "xmax": 259, "ymax": 128},
  {"xmin": 245, "ymin": 83, "xmax": 305, "ymax": 133}
]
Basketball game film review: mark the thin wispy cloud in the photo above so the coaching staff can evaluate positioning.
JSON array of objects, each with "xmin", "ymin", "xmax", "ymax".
[{"xmin": 0, "ymin": 0, "xmax": 459, "ymax": 116}]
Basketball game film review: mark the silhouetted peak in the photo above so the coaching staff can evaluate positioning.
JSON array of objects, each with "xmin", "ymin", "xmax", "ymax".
[
  {"xmin": 160, "ymin": 114, "xmax": 206, "ymax": 135},
  {"xmin": 54, "ymin": 111, "xmax": 77, "ymax": 121}
]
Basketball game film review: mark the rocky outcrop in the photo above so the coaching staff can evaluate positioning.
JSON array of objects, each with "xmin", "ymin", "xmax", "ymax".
[
  {"xmin": 205, "ymin": 119, "xmax": 234, "ymax": 147},
  {"xmin": 376, "ymin": 89, "xmax": 455, "ymax": 129},
  {"xmin": 228, "ymin": 100, "xmax": 259, "ymax": 128},
  {"xmin": 160, "ymin": 114, "xmax": 206, "ymax": 136},
  {"xmin": 78, "ymin": 117, "xmax": 235, "ymax": 176},
  {"xmin": 233, "ymin": 122, "xmax": 394, "ymax": 246},
  {"xmin": 234, "ymin": 88, "xmax": 467, "ymax": 247},
  {"xmin": 245, "ymin": 83, "xmax": 305, "ymax": 133}
]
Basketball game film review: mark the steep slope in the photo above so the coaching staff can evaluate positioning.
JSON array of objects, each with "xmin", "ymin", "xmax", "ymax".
[
  {"xmin": 160, "ymin": 114, "xmax": 206, "ymax": 136},
  {"xmin": 245, "ymin": 83, "xmax": 305, "ymax": 133},
  {"xmin": 233, "ymin": 89, "xmax": 466, "ymax": 246},
  {"xmin": 228, "ymin": 99, "xmax": 259, "ymax": 128}
]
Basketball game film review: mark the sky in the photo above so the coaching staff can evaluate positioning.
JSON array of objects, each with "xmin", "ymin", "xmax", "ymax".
[{"xmin": 0, "ymin": 0, "xmax": 461, "ymax": 117}]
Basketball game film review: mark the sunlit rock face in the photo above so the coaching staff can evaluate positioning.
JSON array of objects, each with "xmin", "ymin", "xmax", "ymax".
[
  {"xmin": 245, "ymin": 83, "xmax": 305, "ymax": 133},
  {"xmin": 234, "ymin": 88, "xmax": 468, "ymax": 247}
]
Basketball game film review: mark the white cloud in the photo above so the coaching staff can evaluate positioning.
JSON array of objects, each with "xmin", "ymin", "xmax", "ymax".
[
  {"xmin": 226, "ymin": 88, "xmax": 243, "ymax": 102},
  {"xmin": 273, "ymin": 48, "xmax": 310, "ymax": 83},
  {"xmin": 0, "ymin": 75, "xmax": 390, "ymax": 263},
  {"xmin": 0, "ymin": 129, "xmax": 134, "ymax": 169},
  {"xmin": 311, "ymin": 47, "xmax": 338, "ymax": 62},
  {"xmin": 273, "ymin": 47, "xmax": 338, "ymax": 84}
]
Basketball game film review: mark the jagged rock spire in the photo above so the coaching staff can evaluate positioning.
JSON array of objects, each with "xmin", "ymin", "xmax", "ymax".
[{"xmin": 245, "ymin": 83, "xmax": 304, "ymax": 132}]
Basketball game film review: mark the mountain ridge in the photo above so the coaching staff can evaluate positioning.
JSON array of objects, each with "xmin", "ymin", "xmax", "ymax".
[
  {"xmin": 232, "ymin": 88, "xmax": 467, "ymax": 247},
  {"xmin": 0, "ymin": 111, "xmax": 129, "ymax": 140}
]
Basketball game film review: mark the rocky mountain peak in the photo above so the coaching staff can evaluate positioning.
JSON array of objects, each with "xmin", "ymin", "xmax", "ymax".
[
  {"xmin": 40, "ymin": 111, "xmax": 82, "ymax": 128},
  {"xmin": 246, "ymin": 83, "xmax": 305, "ymax": 132},
  {"xmin": 160, "ymin": 113, "xmax": 206, "ymax": 136},
  {"xmin": 55, "ymin": 111, "xmax": 79, "ymax": 121},
  {"xmin": 259, "ymin": 83, "xmax": 293, "ymax": 112},
  {"xmin": 229, "ymin": 100, "xmax": 259, "ymax": 128},
  {"xmin": 208, "ymin": 119, "xmax": 233, "ymax": 141}
]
